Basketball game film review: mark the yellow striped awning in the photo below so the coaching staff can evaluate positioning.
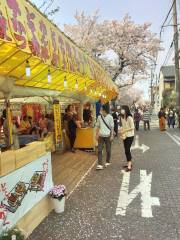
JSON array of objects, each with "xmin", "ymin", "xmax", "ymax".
[{"xmin": 0, "ymin": 0, "xmax": 118, "ymax": 101}]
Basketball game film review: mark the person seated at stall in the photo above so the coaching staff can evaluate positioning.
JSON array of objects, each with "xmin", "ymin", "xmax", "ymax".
[
  {"xmin": 46, "ymin": 114, "xmax": 54, "ymax": 133},
  {"xmin": 38, "ymin": 114, "xmax": 48, "ymax": 137},
  {"xmin": 28, "ymin": 116, "xmax": 33, "ymax": 128},
  {"xmin": 83, "ymin": 103, "xmax": 92, "ymax": 126},
  {"xmin": 12, "ymin": 116, "xmax": 20, "ymax": 150},
  {"xmin": 27, "ymin": 116, "xmax": 39, "ymax": 136},
  {"xmin": 20, "ymin": 115, "xmax": 31, "ymax": 134}
]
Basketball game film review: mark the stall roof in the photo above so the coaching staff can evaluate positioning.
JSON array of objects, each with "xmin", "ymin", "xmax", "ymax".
[{"xmin": 0, "ymin": 0, "xmax": 118, "ymax": 101}]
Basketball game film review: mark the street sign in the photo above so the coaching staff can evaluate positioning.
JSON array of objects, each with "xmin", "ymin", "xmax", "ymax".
[
  {"xmin": 116, "ymin": 170, "xmax": 160, "ymax": 218},
  {"xmin": 131, "ymin": 135, "xmax": 150, "ymax": 153}
]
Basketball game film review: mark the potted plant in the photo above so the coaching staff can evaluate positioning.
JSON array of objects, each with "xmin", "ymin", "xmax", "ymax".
[
  {"xmin": 0, "ymin": 227, "xmax": 25, "ymax": 240},
  {"xmin": 48, "ymin": 185, "xmax": 66, "ymax": 213}
]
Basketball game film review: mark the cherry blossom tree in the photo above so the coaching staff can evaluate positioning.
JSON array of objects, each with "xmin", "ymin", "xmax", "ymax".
[
  {"xmin": 64, "ymin": 10, "xmax": 100, "ymax": 56},
  {"xmin": 64, "ymin": 12, "xmax": 161, "ymax": 89},
  {"xmin": 116, "ymin": 86, "xmax": 144, "ymax": 106}
]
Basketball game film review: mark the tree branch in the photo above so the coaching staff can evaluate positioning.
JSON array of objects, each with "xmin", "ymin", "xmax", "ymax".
[{"xmin": 117, "ymin": 72, "xmax": 135, "ymax": 89}]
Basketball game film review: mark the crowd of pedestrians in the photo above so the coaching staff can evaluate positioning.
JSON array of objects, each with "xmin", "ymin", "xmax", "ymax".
[
  {"xmin": 95, "ymin": 103, "xmax": 180, "ymax": 173},
  {"xmin": 62, "ymin": 102, "xmax": 180, "ymax": 172},
  {"xmin": 158, "ymin": 107, "xmax": 180, "ymax": 131}
]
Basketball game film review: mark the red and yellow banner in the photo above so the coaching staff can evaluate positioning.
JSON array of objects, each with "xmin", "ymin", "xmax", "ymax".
[
  {"xmin": 53, "ymin": 101, "xmax": 62, "ymax": 144},
  {"xmin": 0, "ymin": 0, "xmax": 117, "ymax": 92}
]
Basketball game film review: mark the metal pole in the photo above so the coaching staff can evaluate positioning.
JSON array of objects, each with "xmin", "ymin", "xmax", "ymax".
[
  {"xmin": 173, "ymin": 0, "xmax": 180, "ymax": 106},
  {"xmin": 151, "ymin": 67, "xmax": 153, "ymax": 106}
]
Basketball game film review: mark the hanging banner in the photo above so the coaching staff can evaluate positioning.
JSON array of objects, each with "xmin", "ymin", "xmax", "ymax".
[
  {"xmin": 53, "ymin": 100, "xmax": 62, "ymax": 144},
  {"xmin": 0, "ymin": 153, "xmax": 53, "ymax": 232}
]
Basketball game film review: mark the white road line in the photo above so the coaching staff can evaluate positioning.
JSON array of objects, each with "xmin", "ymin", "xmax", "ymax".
[
  {"xmin": 67, "ymin": 160, "xmax": 96, "ymax": 199},
  {"xmin": 173, "ymin": 134, "xmax": 180, "ymax": 142},
  {"xmin": 166, "ymin": 132, "xmax": 180, "ymax": 146}
]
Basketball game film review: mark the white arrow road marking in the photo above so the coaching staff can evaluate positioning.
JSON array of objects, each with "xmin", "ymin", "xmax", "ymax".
[
  {"xmin": 116, "ymin": 170, "xmax": 160, "ymax": 218},
  {"xmin": 166, "ymin": 132, "xmax": 180, "ymax": 146},
  {"xmin": 131, "ymin": 135, "xmax": 150, "ymax": 153},
  {"xmin": 141, "ymin": 144, "xmax": 150, "ymax": 153}
]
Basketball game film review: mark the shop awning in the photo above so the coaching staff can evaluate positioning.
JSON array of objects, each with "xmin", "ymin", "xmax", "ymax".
[{"xmin": 0, "ymin": 0, "xmax": 118, "ymax": 101}]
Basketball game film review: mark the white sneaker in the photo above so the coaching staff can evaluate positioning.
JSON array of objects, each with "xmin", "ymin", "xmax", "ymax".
[
  {"xmin": 96, "ymin": 165, "xmax": 103, "ymax": 170},
  {"xmin": 105, "ymin": 163, "xmax": 111, "ymax": 168}
]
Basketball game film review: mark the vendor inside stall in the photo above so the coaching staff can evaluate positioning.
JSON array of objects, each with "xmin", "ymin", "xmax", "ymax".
[{"xmin": 83, "ymin": 102, "xmax": 92, "ymax": 127}]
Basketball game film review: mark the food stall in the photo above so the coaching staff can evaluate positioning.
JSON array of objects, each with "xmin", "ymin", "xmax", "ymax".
[
  {"xmin": 0, "ymin": 0, "xmax": 118, "ymax": 236},
  {"xmin": 74, "ymin": 102, "xmax": 97, "ymax": 150}
]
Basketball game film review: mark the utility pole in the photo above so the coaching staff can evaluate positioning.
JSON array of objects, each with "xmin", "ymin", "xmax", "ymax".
[
  {"xmin": 173, "ymin": 0, "xmax": 180, "ymax": 106},
  {"xmin": 150, "ymin": 67, "xmax": 153, "ymax": 106}
]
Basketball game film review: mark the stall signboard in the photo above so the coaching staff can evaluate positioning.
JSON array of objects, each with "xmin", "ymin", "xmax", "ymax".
[
  {"xmin": 53, "ymin": 102, "xmax": 62, "ymax": 144},
  {"xmin": 0, "ymin": 152, "xmax": 53, "ymax": 232},
  {"xmin": 0, "ymin": 0, "xmax": 118, "ymax": 95}
]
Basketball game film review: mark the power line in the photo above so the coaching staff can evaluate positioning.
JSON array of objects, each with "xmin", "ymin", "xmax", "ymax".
[
  {"xmin": 166, "ymin": 15, "xmax": 173, "ymax": 26},
  {"xmin": 162, "ymin": 40, "xmax": 174, "ymax": 66},
  {"xmin": 160, "ymin": 0, "xmax": 175, "ymax": 38},
  {"xmin": 154, "ymin": 1, "xmax": 176, "ymax": 74}
]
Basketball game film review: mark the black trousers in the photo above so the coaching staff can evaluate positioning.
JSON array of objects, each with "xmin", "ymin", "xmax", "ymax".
[
  {"xmin": 69, "ymin": 131, "xmax": 76, "ymax": 149},
  {"xmin": 135, "ymin": 121, "xmax": 140, "ymax": 131},
  {"xmin": 114, "ymin": 122, "xmax": 118, "ymax": 136},
  {"xmin": 144, "ymin": 121, "xmax": 150, "ymax": 130},
  {"xmin": 123, "ymin": 136, "xmax": 134, "ymax": 162}
]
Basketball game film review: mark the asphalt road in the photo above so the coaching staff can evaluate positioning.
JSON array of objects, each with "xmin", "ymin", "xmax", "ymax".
[{"xmin": 28, "ymin": 123, "xmax": 180, "ymax": 240}]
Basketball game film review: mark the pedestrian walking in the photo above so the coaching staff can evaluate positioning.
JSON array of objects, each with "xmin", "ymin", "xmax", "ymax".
[
  {"xmin": 158, "ymin": 108, "xmax": 166, "ymax": 131},
  {"xmin": 96, "ymin": 105, "xmax": 114, "ymax": 170},
  {"xmin": 134, "ymin": 109, "xmax": 141, "ymax": 131},
  {"xmin": 167, "ymin": 109, "xmax": 175, "ymax": 128},
  {"xmin": 119, "ymin": 105, "xmax": 135, "ymax": 172},
  {"xmin": 112, "ymin": 109, "xmax": 119, "ymax": 137},
  {"xmin": 143, "ymin": 108, "xmax": 151, "ymax": 131}
]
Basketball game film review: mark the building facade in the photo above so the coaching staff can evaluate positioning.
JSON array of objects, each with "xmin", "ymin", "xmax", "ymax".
[{"xmin": 155, "ymin": 66, "xmax": 175, "ymax": 111}]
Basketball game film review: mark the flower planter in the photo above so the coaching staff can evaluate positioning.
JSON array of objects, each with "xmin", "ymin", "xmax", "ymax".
[{"xmin": 52, "ymin": 197, "xmax": 65, "ymax": 213}]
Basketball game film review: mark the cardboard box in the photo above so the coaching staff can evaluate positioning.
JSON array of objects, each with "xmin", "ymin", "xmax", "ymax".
[{"xmin": 0, "ymin": 150, "xmax": 16, "ymax": 177}]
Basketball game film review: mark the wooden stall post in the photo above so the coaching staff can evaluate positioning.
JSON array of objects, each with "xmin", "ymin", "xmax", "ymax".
[
  {"xmin": 53, "ymin": 99, "xmax": 62, "ymax": 151},
  {"xmin": 5, "ymin": 99, "xmax": 13, "ymax": 147},
  {"xmin": 80, "ymin": 101, "xmax": 84, "ymax": 123}
]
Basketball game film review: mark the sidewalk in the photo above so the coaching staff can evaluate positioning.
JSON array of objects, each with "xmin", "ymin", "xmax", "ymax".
[
  {"xmin": 17, "ymin": 150, "xmax": 96, "ymax": 237},
  {"xmin": 28, "ymin": 127, "xmax": 180, "ymax": 240}
]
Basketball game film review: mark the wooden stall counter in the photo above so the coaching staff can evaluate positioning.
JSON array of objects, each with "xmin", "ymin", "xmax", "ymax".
[
  {"xmin": 74, "ymin": 127, "xmax": 96, "ymax": 150},
  {"xmin": 0, "ymin": 141, "xmax": 47, "ymax": 177}
]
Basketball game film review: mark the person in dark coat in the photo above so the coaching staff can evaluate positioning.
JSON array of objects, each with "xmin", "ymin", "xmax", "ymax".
[
  {"xmin": 112, "ymin": 109, "xmax": 119, "ymax": 137},
  {"xmin": 66, "ymin": 105, "xmax": 78, "ymax": 153},
  {"xmin": 133, "ymin": 109, "xmax": 141, "ymax": 131},
  {"xmin": 167, "ymin": 109, "xmax": 175, "ymax": 128}
]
